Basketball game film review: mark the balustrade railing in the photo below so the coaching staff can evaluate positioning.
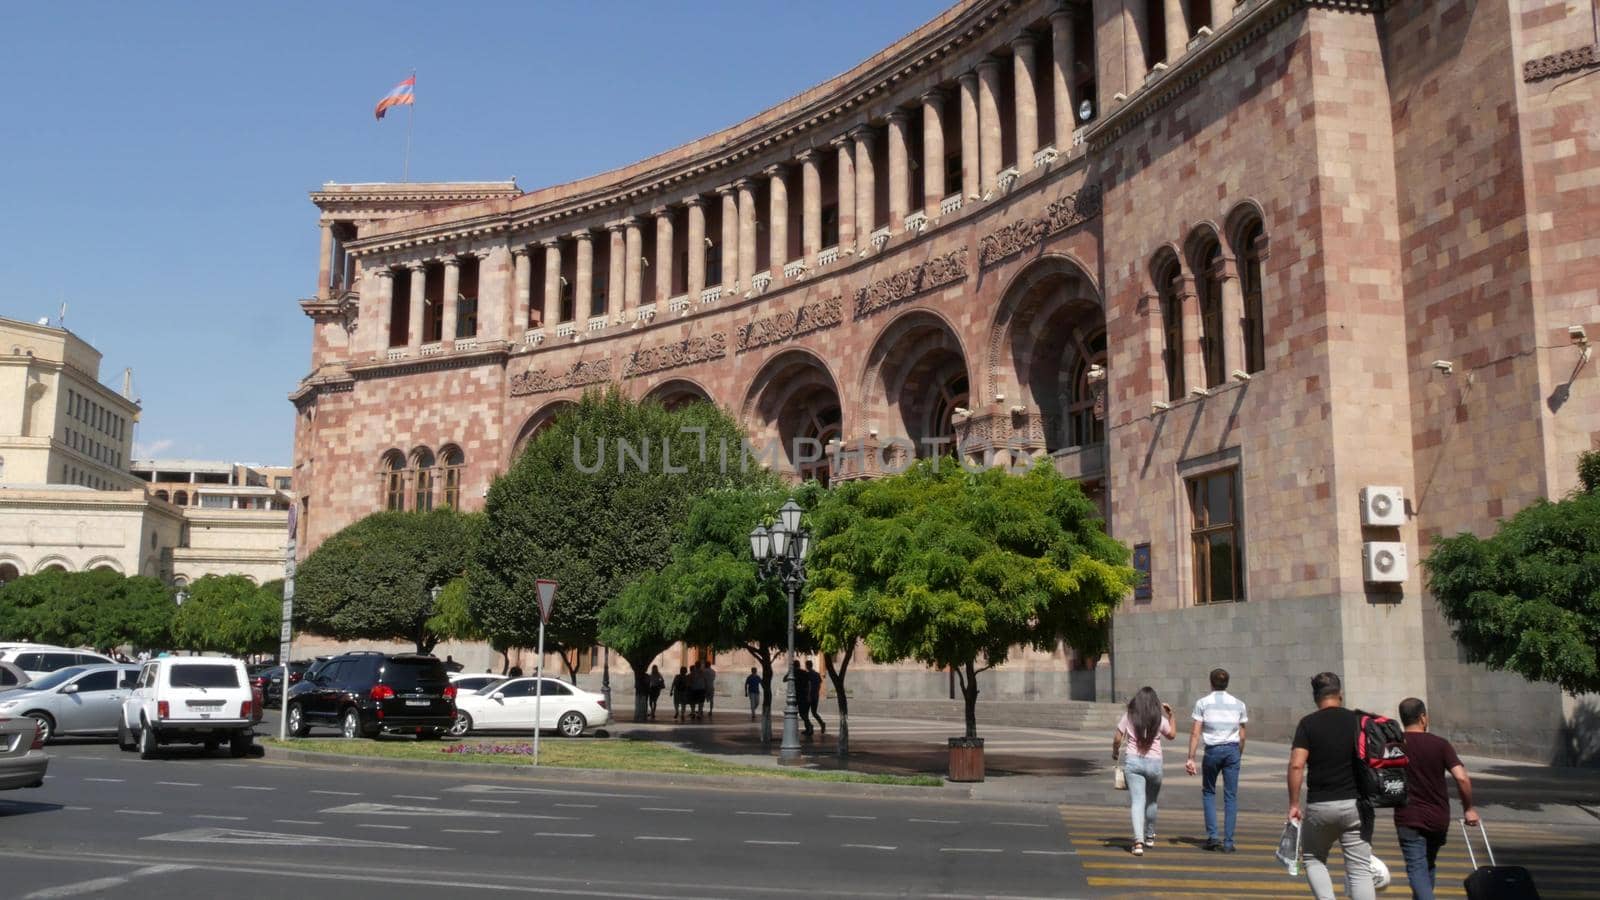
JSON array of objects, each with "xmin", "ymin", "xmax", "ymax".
[{"xmin": 939, "ymin": 194, "xmax": 963, "ymax": 216}]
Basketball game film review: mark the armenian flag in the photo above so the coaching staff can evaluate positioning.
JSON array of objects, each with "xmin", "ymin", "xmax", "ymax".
[{"xmin": 374, "ymin": 75, "xmax": 415, "ymax": 121}]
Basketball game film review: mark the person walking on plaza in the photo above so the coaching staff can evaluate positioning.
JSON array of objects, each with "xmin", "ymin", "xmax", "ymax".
[
  {"xmin": 688, "ymin": 662, "xmax": 707, "ymax": 720},
  {"xmin": 791, "ymin": 661, "xmax": 814, "ymax": 736},
  {"xmin": 1391, "ymin": 697, "xmax": 1477, "ymax": 900},
  {"xmin": 670, "ymin": 666, "xmax": 689, "ymax": 722},
  {"xmin": 1287, "ymin": 671, "xmax": 1374, "ymax": 900},
  {"xmin": 1185, "ymin": 668, "xmax": 1248, "ymax": 852},
  {"xmin": 703, "ymin": 660, "xmax": 717, "ymax": 720},
  {"xmin": 744, "ymin": 667, "xmax": 762, "ymax": 720},
  {"xmin": 646, "ymin": 665, "xmax": 665, "ymax": 720},
  {"xmin": 1111, "ymin": 686, "xmax": 1176, "ymax": 856},
  {"xmin": 805, "ymin": 659, "xmax": 826, "ymax": 733}
]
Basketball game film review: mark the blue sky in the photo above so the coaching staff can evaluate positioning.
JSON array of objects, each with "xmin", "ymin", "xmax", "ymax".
[{"xmin": 0, "ymin": 0, "xmax": 949, "ymax": 464}]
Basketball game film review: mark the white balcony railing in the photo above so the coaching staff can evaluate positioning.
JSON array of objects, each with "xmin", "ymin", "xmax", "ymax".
[
  {"xmin": 1033, "ymin": 146, "xmax": 1060, "ymax": 168},
  {"xmin": 556, "ymin": 322, "xmax": 577, "ymax": 338},
  {"xmin": 752, "ymin": 271, "xmax": 772, "ymax": 294},
  {"xmin": 904, "ymin": 211, "xmax": 928, "ymax": 234},
  {"xmin": 453, "ymin": 338, "xmax": 479, "ymax": 352},
  {"xmin": 940, "ymin": 194, "xmax": 963, "ymax": 216},
  {"xmin": 783, "ymin": 259, "xmax": 807, "ymax": 280},
  {"xmin": 586, "ymin": 315, "xmax": 608, "ymax": 333},
  {"xmin": 817, "ymin": 245, "xmax": 840, "ymax": 269},
  {"xmin": 870, "ymin": 227, "xmax": 891, "ymax": 251},
  {"xmin": 700, "ymin": 286, "xmax": 723, "ymax": 305},
  {"xmin": 668, "ymin": 293, "xmax": 690, "ymax": 313},
  {"xmin": 1073, "ymin": 127, "xmax": 1087, "ymax": 148},
  {"xmin": 523, "ymin": 329, "xmax": 546, "ymax": 346},
  {"xmin": 419, "ymin": 342, "xmax": 444, "ymax": 357},
  {"xmin": 635, "ymin": 303, "xmax": 657, "ymax": 323},
  {"xmin": 384, "ymin": 348, "xmax": 408, "ymax": 361},
  {"xmin": 997, "ymin": 166, "xmax": 1021, "ymax": 193}
]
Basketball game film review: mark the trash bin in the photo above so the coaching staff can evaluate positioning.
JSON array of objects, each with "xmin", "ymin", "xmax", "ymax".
[{"xmin": 948, "ymin": 736, "xmax": 985, "ymax": 782}]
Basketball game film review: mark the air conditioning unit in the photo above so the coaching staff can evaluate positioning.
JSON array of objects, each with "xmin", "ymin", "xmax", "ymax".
[
  {"xmin": 1359, "ymin": 485, "xmax": 1405, "ymax": 527},
  {"xmin": 1362, "ymin": 542, "xmax": 1408, "ymax": 583}
]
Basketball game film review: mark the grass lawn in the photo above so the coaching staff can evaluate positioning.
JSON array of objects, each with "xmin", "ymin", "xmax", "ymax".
[{"xmin": 267, "ymin": 737, "xmax": 943, "ymax": 787}]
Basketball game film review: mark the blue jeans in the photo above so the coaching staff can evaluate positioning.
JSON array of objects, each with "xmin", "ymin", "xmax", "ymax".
[
  {"xmin": 1124, "ymin": 754, "xmax": 1163, "ymax": 843},
  {"xmin": 1395, "ymin": 825, "xmax": 1445, "ymax": 900},
  {"xmin": 1201, "ymin": 742, "xmax": 1241, "ymax": 846}
]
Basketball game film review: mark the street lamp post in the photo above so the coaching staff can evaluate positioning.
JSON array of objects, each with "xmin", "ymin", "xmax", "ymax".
[{"xmin": 750, "ymin": 498, "xmax": 810, "ymax": 763}]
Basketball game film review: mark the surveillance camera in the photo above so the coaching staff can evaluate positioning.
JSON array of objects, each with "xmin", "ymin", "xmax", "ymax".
[
  {"xmin": 1570, "ymin": 325, "xmax": 1588, "ymax": 345},
  {"xmin": 994, "ymin": 393, "xmax": 1006, "ymax": 403},
  {"xmin": 868, "ymin": 428, "xmax": 879, "ymax": 438},
  {"xmin": 1231, "ymin": 370, "xmax": 1251, "ymax": 382},
  {"xmin": 1189, "ymin": 386, "xmax": 1210, "ymax": 398},
  {"xmin": 1009, "ymin": 405, "xmax": 1026, "ymax": 415},
  {"xmin": 1151, "ymin": 401, "xmax": 1171, "ymax": 412},
  {"xmin": 952, "ymin": 407, "xmax": 970, "ymax": 418},
  {"xmin": 1431, "ymin": 360, "xmax": 1454, "ymax": 375}
]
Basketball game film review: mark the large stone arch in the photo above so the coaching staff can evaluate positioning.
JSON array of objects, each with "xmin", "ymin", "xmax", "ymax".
[
  {"xmin": 742, "ymin": 348, "xmax": 843, "ymax": 484},
  {"xmin": 84, "ymin": 556, "xmax": 125, "ymax": 574},
  {"xmin": 33, "ymin": 555, "xmax": 72, "ymax": 574},
  {"xmin": 641, "ymin": 377, "xmax": 714, "ymax": 411},
  {"xmin": 858, "ymin": 309, "xmax": 972, "ymax": 459},
  {"xmin": 512, "ymin": 399, "xmax": 578, "ymax": 459},
  {"xmin": 986, "ymin": 254, "xmax": 1107, "ymax": 453}
]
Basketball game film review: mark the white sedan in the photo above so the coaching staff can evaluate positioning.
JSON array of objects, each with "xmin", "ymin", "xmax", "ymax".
[{"xmin": 449, "ymin": 677, "xmax": 608, "ymax": 738}]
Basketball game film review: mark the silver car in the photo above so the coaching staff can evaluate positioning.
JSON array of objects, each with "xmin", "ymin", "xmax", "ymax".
[
  {"xmin": 0, "ymin": 662, "xmax": 30, "ymax": 692},
  {"xmin": 0, "ymin": 664, "xmax": 140, "ymax": 743},
  {"xmin": 0, "ymin": 715, "xmax": 47, "ymax": 791}
]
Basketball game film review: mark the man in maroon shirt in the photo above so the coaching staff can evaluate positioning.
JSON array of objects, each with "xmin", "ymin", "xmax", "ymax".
[{"xmin": 1393, "ymin": 697, "xmax": 1479, "ymax": 900}]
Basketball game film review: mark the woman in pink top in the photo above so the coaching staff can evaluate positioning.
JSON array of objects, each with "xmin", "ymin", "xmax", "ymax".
[{"xmin": 1111, "ymin": 686, "xmax": 1177, "ymax": 856}]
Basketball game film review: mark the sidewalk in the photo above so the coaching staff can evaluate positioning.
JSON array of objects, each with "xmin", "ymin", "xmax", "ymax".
[{"xmin": 611, "ymin": 706, "xmax": 1600, "ymax": 827}]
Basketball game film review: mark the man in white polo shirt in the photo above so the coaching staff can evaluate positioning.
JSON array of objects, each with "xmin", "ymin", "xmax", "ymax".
[{"xmin": 1185, "ymin": 667, "xmax": 1248, "ymax": 852}]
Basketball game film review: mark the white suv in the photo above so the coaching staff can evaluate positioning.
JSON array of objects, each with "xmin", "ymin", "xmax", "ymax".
[{"xmin": 120, "ymin": 657, "xmax": 255, "ymax": 759}]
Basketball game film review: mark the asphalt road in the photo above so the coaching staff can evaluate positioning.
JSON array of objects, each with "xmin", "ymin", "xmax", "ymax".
[{"xmin": 0, "ymin": 737, "xmax": 1084, "ymax": 900}]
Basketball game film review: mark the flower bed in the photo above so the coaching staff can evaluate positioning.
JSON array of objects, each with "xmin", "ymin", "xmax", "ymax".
[{"xmin": 441, "ymin": 741, "xmax": 535, "ymax": 756}]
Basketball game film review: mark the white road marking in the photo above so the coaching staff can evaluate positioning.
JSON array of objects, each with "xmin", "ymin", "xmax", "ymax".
[
  {"xmin": 469, "ymin": 799, "xmax": 518, "ymax": 805},
  {"xmin": 635, "ymin": 835, "xmax": 691, "ymax": 841},
  {"xmin": 443, "ymin": 828, "xmax": 500, "ymax": 834},
  {"xmin": 64, "ymin": 806, "xmax": 92, "ymax": 811},
  {"xmin": 940, "ymin": 847, "xmax": 1004, "ymax": 853},
  {"xmin": 553, "ymin": 803, "xmax": 595, "ymax": 808},
  {"xmin": 639, "ymin": 806, "xmax": 693, "ymax": 812},
  {"xmin": 193, "ymin": 815, "xmax": 247, "ymax": 821},
  {"xmin": 310, "ymin": 790, "xmax": 359, "ymax": 796},
  {"xmin": 744, "ymin": 840, "xmax": 799, "ymax": 846},
  {"xmin": 275, "ymin": 820, "xmax": 321, "ymax": 826},
  {"xmin": 157, "ymin": 781, "xmax": 200, "ymax": 787},
  {"xmin": 21, "ymin": 864, "xmax": 192, "ymax": 899},
  {"xmin": 321, "ymin": 802, "xmax": 574, "ymax": 821},
  {"xmin": 84, "ymin": 777, "xmax": 124, "ymax": 783},
  {"xmin": 843, "ymin": 843, "xmax": 898, "ymax": 850},
  {"xmin": 358, "ymin": 824, "xmax": 409, "ymax": 830},
  {"xmin": 394, "ymin": 794, "xmax": 437, "ymax": 801},
  {"xmin": 115, "ymin": 809, "xmax": 161, "ymax": 816},
  {"xmin": 1021, "ymin": 849, "xmax": 1075, "ymax": 856},
  {"xmin": 143, "ymin": 827, "xmax": 434, "ymax": 850},
  {"xmin": 233, "ymin": 786, "xmax": 275, "ymax": 791},
  {"xmin": 446, "ymin": 783, "xmax": 655, "ymax": 800},
  {"xmin": 910, "ymin": 818, "xmax": 959, "ymax": 824},
  {"xmin": 993, "ymin": 821, "xmax": 1048, "ymax": 828},
  {"xmin": 827, "ymin": 814, "xmax": 876, "ymax": 820},
  {"xmin": 534, "ymin": 832, "xmax": 594, "ymax": 838},
  {"xmin": 735, "ymin": 810, "xmax": 791, "ymax": 817}
]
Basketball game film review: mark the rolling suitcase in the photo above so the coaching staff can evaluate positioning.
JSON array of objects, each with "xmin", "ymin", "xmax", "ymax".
[{"xmin": 1462, "ymin": 819, "xmax": 1540, "ymax": 899}]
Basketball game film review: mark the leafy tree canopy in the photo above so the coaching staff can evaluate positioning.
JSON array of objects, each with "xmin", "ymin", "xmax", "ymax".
[
  {"xmin": 296, "ymin": 509, "xmax": 473, "ymax": 653},
  {"xmin": 171, "ymin": 574, "xmax": 278, "ymax": 657},
  {"xmin": 472, "ymin": 388, "xmax": 777, "ymax": 668},
  {"xmin": 0, "ymin": 569, "xmax": 173, "ymax": 650},
  {"xmin": 425, "ymin": 576, "xmax": 482, "ymax": 644},
  {"xmin": 1424, "ymin": 451, "xmax": 1600, "ymax": 695},
  {"xmin": 806, "ymin": 458, "xmax": 1136, "ymax": 736}
]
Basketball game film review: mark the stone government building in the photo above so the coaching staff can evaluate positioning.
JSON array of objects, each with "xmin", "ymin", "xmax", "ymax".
[{"xmin": 291, "ymin": 0, "xmax": 1600, "ymax": 762}]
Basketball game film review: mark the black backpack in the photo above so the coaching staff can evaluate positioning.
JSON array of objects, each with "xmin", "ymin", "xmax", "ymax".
[{"xmin": 1354, "ymin": 710, "xmax": 1409, "ymax": 808}]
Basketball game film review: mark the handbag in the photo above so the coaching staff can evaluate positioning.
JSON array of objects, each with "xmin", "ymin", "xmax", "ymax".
[{"xmin": 1113, "ymin": 748, "xmax": 1127, "ymax": 790}]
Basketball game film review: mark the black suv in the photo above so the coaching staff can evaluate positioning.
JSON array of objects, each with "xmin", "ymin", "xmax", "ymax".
[{"xmin": 284, "ymin": 651, "xmax": 455, "ymax": 739}]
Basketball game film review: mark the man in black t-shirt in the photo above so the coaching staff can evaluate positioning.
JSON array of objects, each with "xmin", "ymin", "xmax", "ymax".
[
  {"xmin": 1393, "ymin": 697, "xmax": 1478, "ymax": 900},
  {"xmin": 1287, "ymin": 672, "xmax": 1374, "ymax": 900}
]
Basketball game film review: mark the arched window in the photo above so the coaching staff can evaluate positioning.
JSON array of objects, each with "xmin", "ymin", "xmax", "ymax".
[
  {"xmin": 440, "ymin": 446, "xmax": 464, "ymax": 509},
  {"xmin": 926, "ymin": 372, "xmax": 970, "ymax": 458},
  {"xmin": 1156, "ymin": 257, "xmax": 1185, "ymax": 401},
  {"xmin": 1067, "ymin": 330, "xmax": 1108, "ymax": 447},
  {"xmin": 1194, "ymin": 237, "xmax": 1226, "ymax": 388},
  {"xmin": 380, "ymin": 451, "xmax": 406, "ymax": 511},
  {"xmin": 412, "ymin": 448, "xmax": 435, "ymax": 512},
  {"xmin": 1238, "ymin": 220, "xmax": 1267, "ymax": 373},
  {"xmin": 155, "ymin": 489, "xmax": 170, "ymax": 502},
  {"xmin": 174, "ymin": 490, "xmax": 189, "ymax": 506},
  {"xmin": 0, "ymin": 563, "xmax": 19, "ymax": 585}
]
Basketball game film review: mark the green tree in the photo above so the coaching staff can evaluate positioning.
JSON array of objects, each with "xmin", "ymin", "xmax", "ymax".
[
  {"xmin": 171, "ymin": 574, "xmax": 278, "ymax": 657},
  {"xmin": 472, "ymin": 388, "xmax": 777, "ymax": 684},
  {"xmin": 424, "ymin": 577, "xmax": 482, "ymax": 644},
  {"xmin": 296, "ymin": 509, "xmax": 473, "ymax": 653},
  {"xmin": 810, "ymin": 458, "xmax": 1136, "ymax": 739},
  {"xmin": 0, "ymin": 569, "xmax": 173, "ymax": 650},
  {"xmin": 597, "ymin": 568, "xmax": 692, "ymax": 721},
  {"xmin": 1424, "ymin": 451, "xmax": 1600, "ymax": 695}
]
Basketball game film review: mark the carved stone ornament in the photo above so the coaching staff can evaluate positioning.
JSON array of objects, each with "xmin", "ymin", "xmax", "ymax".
[
  {"xmin": 623, "ymin": 333, "xmax": 728, "ymax": 378},
  {"xmin": 978, "ymin": 183, "xmax": 1103, "ymax": 268},
  {"xmin": 509, "ymin": 357, "xmax": 613, "ymax": 397},
  {"xmin": 1524, "ymin": 43, "xmax": 1599, "ymax": 82},
  {"xmin": 736, "ymin": 296, "xmax": 844, "ymax": 352},
  {"xmin": 853, "ymin": 247, "xmax": 969, "ymax": 319}
]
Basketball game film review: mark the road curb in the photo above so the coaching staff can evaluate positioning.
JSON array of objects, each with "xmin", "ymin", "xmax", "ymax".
[{"xmin": 260, "ymin": 743, "xmax": 977, "ymax": 802}]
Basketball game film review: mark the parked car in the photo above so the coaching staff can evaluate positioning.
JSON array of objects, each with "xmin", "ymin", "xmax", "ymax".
[
  {"xmin": 0, "ymin": 715, "xmax": 47, "ymax": 791},
  {"xmin": 0, "ymin": 664, "xmax": 139, "ymax": 743},
  {"xmin": 119, "ymin": 657, "xmax": 255, "ymax": 759},
  {"xmin": 450, "ymin": 676, "xmax": 609, "ymax": 738},
  {"xmin": 251, "ymin": 662, "xmax": 309, "ymax": 708},
  {"xmin": 0, "ymin": 662, "xmax": 31, "ymax": 692},
  {"xmin": 447, "ymin": 673, "xmax": 504, "ymax": 694},
  {"xmin": 0, "ymin": 647, "xmax": 114, "ymax": 679},
  {"xmin": 285, "ymin": 651, "xmax": 455, "ymax": 740}
]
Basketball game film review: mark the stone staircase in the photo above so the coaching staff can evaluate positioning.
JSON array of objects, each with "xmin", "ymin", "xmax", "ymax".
[{"xmin": 848, "ymin": 697, "xmax": 1124, "ymax": 734}]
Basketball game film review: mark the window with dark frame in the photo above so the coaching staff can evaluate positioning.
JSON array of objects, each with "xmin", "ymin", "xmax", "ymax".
[
  {"xmin": 1188, "ymin": 469, "xmax": 1244, "ymax": 605},
  {"xmin": 1158, "ymin": 262, "xmax": 1185, "ymax": 400},
  {"xmin": 1240, "ymin": 221, "xmax": 1267, "ymax": 374}
]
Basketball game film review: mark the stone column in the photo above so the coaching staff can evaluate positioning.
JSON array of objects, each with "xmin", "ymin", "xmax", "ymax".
[
  {"xmin": 542, "ymin": 241, "xmax": 561, "ymax": 327},
  {"xmin": 406, "ymin": 261, "xmax": 426, "ymax": 350},
  {"xmin": 1128, "ymin": 1, "xmax": 1152, "ymax": 80},
  {"xmin": 1165, "ymin": 0, "xmax": 1190, "ymax": 63},
  {"xmin": 921, "ymin": 90, "xmax": 946, "ymax": 219},
  {"xmin": 513, "ymin": 247, "xmax": 532, "ymax": 330},
  {"xmin": 852, "ymin": 126, "xmax": 876, "ymax": 252},
  {"xmin": 766, "ymin": 165, "xmax": 789, "ymax": 275},
  {"xmin": 799, "ymin": 150, "xmax": 821, "ymax": 261},
  {"xmin": 624, "ymin": 217, "xmax": 643, "ymax": 312},
  {"xmin": 736, "ymin": 178, "xmax": 757, "ymax": 287},
  {"xmin": 331, "ymin": 238, "xmax": 346, "ymax": 293},
  {"xmin": 833, "ymin": 136, "xmax": 856, "ymax": 252},
  {"xmin": 441, "ymin": 257, "xmax": 461, "ymax": 344},
  {"xmin": 607, "ymin": 223, "xmax": 626, "ymax": 316},
  {"xmin": 959, "ymin": 73, "xmax": 981, "ymax": 200},
  {"xmin": 654, "ymin": 207, "xmax": 674, "ymax": 303},
  {"xmin": 886, "ymin": 110, "xmax": 910, "ymax": 231},
  {"xmin": 1178, "ymin": 274, "xmax": 1207, "ymax": 391},
  {"xmin": 976, "ymin": 59, "xmax": 1003, "ymax": 194},
  {"xmin": 573, "ymin": 231, "xmax": 593, "ymax": 320},
  {"xmin": 344, "ymin": 251, "xmax": 358, "ymax": 297},
  {"xmin": 1050, "ymin": 8, "xmax": 1078, "ymax": 149},
  {"xmin": 317, "ymin": 223, "xmax": 334, "ymax": 299},
  {"xmin": 375, "ymin": 268, "xmax": 395, "ymax": 348},
  {"xmin": 718, "ymin": 185, "xmax": 739, "ymax": 291},
  {"xmin": 1217, "ymin": 257, "xmax": 1247, "ymax": 377},
  {"xmin": 685, "ymin": 196, "xmax": 706, "ymax": 298},
  {"xmin": 1012, "ymin": 35, "xmax": 1039, "ymax": 171}
]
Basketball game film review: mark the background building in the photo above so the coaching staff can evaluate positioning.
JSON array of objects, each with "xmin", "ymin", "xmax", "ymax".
[
  {"xmin": 130, "ymin": 459, "xmax": 292, "ymax": 587},
  {"xmin": 290, "ymin": 0, "xmax": 1600, "ymax": 761}
]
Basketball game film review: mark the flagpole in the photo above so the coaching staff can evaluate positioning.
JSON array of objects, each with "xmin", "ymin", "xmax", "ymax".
[{"xmin": 402, "ymin": 69, "xmax": 415, "ymax": 183}]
